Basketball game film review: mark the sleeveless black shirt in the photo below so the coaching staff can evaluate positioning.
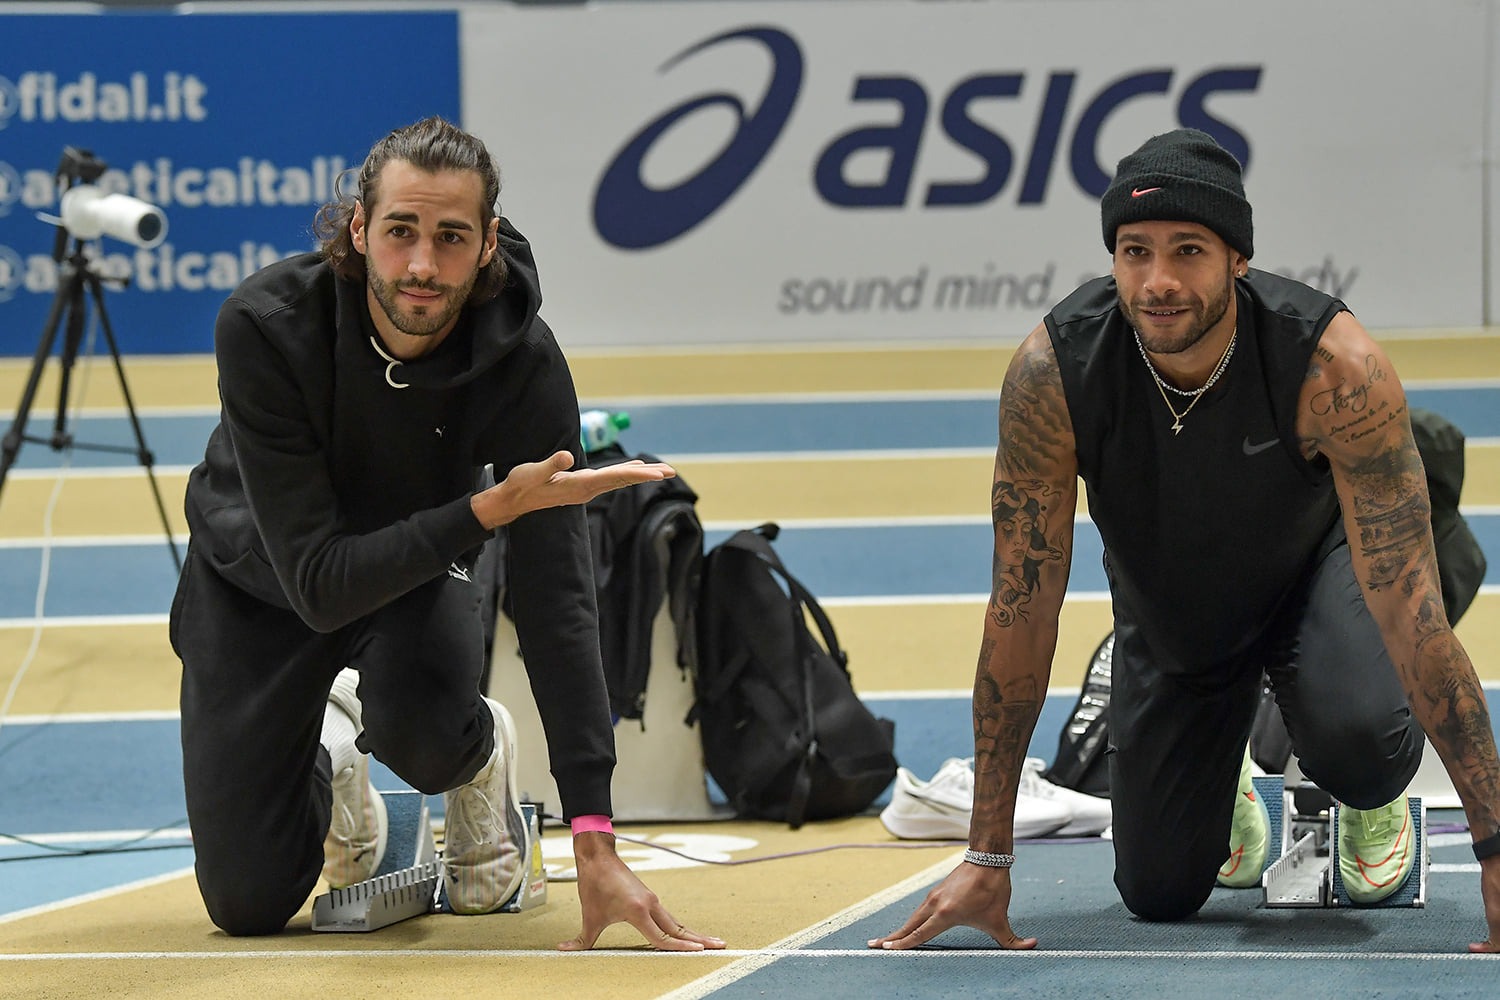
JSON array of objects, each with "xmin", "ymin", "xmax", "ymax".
[{"xmin": 1045, "ymin": 270, "xmax": 1346, "ymax": 673}]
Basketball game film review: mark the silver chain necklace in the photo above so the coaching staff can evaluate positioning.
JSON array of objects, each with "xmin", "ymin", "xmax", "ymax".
[{"xmin": 1132, "ymin": 327, "xmax": 1237, "ymax": 435}]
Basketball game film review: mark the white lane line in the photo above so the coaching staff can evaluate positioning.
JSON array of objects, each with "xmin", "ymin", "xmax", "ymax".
[
  {"xmin": 0, "ymin": 614, "xmax": 169, "ymax": 629},
  {"xmin": 660, "ymin": 852, "xmax": 965, "ymax": 999},
  {"xmin": 1, "ymin": 828, "xmax": 191, "ymax": 848},
  {"xmin": 0, "ymin": 535, "xmax": 179, "ymax": 547},
  {"xmin": 0, "ymin": 710, "xmax": 180, "ymax": 724},
  {"xmin": 8, "ymin": 946, "xmax": 1496, "ymax": 963},
  {"xmin": 0, "ymin": 866, "xmax": 196, "ymax": 927},
  {"xmin": 5, "ymin": 465, "xmax": 197, "ymax": 480}
]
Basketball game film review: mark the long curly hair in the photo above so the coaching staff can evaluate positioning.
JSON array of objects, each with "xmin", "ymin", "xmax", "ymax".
[{"xmin": 313, "ymin": 116, "xmax": 508, "ymax": 303}]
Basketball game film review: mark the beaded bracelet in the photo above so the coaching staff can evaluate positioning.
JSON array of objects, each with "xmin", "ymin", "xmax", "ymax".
[
  {"xmin": 963, "ymin": 848, "xmax": 1015, "ymax": 869},
  {"xmin": 1473, "ymin": 830, "xmax": 1500, "ymax": 862}
]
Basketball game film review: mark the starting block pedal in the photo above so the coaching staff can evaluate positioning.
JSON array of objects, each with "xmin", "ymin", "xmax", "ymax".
[
  {"xmin": 1261, "ymin": 776, "xmax": 1427, "ymax": 909},
  {"xmin": 311, "ymin": 790, "xmax": 547, "ymax": 932},
  {"xmin": 313, "ymin": 790, "xmax": 441, "ymax": 932}
]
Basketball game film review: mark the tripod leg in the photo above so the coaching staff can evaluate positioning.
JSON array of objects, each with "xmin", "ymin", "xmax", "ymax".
[
  {"xmin": 0, "ymin": 268, "xmax": 76, "ymax": 497},
  {"xmin": 83, "ymin": 269, "xmax": 182, "ymax": 574}
]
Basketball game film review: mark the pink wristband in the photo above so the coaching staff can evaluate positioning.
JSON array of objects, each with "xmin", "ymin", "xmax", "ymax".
[{"xmin": 571, "ymin": 814, "xmax": 614, "ymax": 836}]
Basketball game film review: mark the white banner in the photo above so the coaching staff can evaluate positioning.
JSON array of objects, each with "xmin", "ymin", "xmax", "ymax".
[{"xmin": 465, "ymin": 0, "xmax": 1485, "ymax": 345}]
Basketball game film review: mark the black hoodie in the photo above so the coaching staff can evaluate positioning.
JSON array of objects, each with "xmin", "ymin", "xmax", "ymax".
[{"xmin": 182, "ymin": 219, "xmax": 614, "ymax": 816}]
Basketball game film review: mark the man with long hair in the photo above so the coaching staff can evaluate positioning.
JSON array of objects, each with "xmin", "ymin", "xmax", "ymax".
[{"xmin": 172, "ymin": 116, "xmax": 722, "ymax": 950}]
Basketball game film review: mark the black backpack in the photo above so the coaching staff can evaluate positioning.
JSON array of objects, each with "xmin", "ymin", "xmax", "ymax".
[
  {"xmin": 479, "ymin": 443, "xmax": 703, "ymax": 724},
  {"xmin": 1043, "ymin": 631, "xmax": 1114, "ymax": 798},
  {"xmin": 690, "ymin": 523, "xmax": 898, "ymax": 828},
  {"xmin": 582, "ymin": 443, "xmax": 704, "ymax": 723}
]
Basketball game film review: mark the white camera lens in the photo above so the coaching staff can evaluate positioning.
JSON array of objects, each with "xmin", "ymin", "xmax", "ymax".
[{"xmin": 59, "ymin": 185, "xmax": 168, "ymax": 248}]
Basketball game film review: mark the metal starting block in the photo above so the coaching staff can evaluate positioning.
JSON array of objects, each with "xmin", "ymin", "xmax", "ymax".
[
  {"xmin": 312, "ymin": 790, "xmax": 546, "ymax": 932},
  {"xmin": 1259, "ymin": 775, "xmax": 1427, "ymax": 909}
]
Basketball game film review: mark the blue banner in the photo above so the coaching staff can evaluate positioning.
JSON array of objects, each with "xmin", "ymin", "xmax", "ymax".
[{"xmin": 0, "ymin": 10, "xmax": 461, "ymax": 356}]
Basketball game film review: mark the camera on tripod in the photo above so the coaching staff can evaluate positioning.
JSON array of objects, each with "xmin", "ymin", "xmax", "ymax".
[
  {"xmin": 0, "ymin": 145, "xmax": 181, "ymax": 571},
  {"xmin": 49, "ymin": 147, "xmax": 167, "ymax": 253}
]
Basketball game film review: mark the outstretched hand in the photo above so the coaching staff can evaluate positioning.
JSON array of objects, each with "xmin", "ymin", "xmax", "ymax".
[
  {"xmin": 474, "ymin": 451, "xmax": 676, "ymax": 530},
  {"xmin": 557, "ymin": 833, "xmax": 725, "ymax": 952},
  {"xmin": 866, "ymin": 860, "xmax": 1037, "ymax": 951}
]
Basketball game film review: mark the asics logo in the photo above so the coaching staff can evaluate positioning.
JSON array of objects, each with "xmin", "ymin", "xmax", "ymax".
[
  {"xmin": 594, "ymin": 27, "xmax": 804, "ymax": 249},
  {"xmin": 1242, "ymin": 436, "xmax": 1279, "ymax": 456},
  {"xmin": 1131, "ymin": 186, "xmax": 1162, "ymax": 197}
]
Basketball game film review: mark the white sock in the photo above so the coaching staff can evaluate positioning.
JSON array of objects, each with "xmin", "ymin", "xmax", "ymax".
[{"xmin": 322, "ymin": 702, "xmax": 362, "ymax": 777}]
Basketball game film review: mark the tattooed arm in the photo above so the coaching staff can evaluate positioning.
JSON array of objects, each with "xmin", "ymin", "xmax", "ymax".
[
  {"xmin": 973, "ymin": 327, "xmax": 1079, "ymax": 857},
  {"xmin": 871, "ymin": 325, "xmax": 1078, "ymax": 952},
  {"xmin": 1304, "ymin": 312, "xmax": 1500, "ymax": 952}
]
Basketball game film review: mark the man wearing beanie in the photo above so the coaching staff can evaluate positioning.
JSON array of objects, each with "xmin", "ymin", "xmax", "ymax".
[{"xmin": 871, "ymin": 129, "xmax": 1500, "ymax": 952}]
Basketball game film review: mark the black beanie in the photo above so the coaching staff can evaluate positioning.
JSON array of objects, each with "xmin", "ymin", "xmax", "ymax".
[{"xmin": 1100, "ymin": 129, "xmax": 1253, "ymax": 258}]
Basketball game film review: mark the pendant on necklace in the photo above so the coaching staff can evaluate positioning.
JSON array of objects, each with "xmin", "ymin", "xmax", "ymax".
[{"xmin": 1171, "ymin": 419, "xmax": 1183, "ymax": 435}]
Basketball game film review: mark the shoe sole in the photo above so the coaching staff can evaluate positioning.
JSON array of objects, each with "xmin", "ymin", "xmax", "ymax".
[
  {"xmin": 879, "ymin": 806, "xmax": 969, "ymax": 840},
  {"xmin": 488, "ymin": 697, "xmax": 528, "ymax": 910},
  {"xmin": 445, "ymin": 698, "xmax": 528, "ymax": 914},
  {"xmin": 880, "ymin": 801, "xmax": 1073, "ymax": 840}
]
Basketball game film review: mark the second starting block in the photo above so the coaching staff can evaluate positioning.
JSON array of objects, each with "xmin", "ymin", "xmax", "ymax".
[{"xmin": 1256, "ymin": 775, "xmax": 1428, "ymax": 909}]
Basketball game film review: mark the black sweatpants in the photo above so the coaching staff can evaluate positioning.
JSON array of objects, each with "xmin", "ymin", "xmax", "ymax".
[
  {"xmin": 1106, "ymin": 524, "xmax": 1424, "ymax": 921},
  {"xmin": 170, "ymin": 546, "xmax": 497, "ymax": 936}
]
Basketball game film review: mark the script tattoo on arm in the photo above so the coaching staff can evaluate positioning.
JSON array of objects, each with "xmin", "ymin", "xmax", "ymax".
[{"xmin": 1317, "ymin": 341, "xmax": 1500, "ymax": 835}]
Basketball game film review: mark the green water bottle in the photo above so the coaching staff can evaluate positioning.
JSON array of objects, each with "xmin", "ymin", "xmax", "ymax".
[{"xmin": 580, "ymin": 409, "xmax": 631, "ymax": 453}]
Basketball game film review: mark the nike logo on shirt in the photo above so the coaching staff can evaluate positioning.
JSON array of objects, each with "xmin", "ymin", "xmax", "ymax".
[{"xmin": 1242, "ymin": 436, "xmax": 1280, "ymax": 456}]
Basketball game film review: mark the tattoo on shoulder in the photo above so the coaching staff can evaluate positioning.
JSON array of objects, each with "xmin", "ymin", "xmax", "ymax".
[
  {"xmin": 1309, "ymin": 354, "xmax": 1408, "ymax": 447},
  {"xmin": 990, "ymin": 478, "xmax": 1065, "ymax": 627},
  {"xmin": 999, "ymin": 347, "xmax": 1068, "ymax": 478},
  {"xmin": 1310, "ymin": 354, "xmax": 1386, "ymax": 422}
]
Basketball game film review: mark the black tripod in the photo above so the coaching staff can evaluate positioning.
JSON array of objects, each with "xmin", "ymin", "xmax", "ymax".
[{"xmin": 0, "ymin": 235, "xmax": 182, "ymax": 573}]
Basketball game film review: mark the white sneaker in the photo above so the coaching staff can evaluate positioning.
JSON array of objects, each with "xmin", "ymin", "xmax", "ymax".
[
  {"xmin": 1018, "ymin": 757, "xmax": 1113, "ymax": 837},
  {"xmin": 442, "ymin": 697, "xmax": 526, "ymax": 915},
  {"xmin": 322, "ymin": 669, "xmax": 388, "ymax": 888},
  {"xmin": 879, "ymin": 757, "xmax": 1071, "ymax": 840}
]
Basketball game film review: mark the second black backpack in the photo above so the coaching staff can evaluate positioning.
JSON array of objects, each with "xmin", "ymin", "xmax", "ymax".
[
  {"xmin": 690, "ymin": 523, "xmax": 898, "ymax": 829},
  {"xmin": 584, "ymin": 443, "xmax": 704, "ymax": 723}
]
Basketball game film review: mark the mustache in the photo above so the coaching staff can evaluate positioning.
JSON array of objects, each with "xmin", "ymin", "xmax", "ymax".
[{"xmin": 396, "ymin": 279, "xmax": 449, "ymax": 293}]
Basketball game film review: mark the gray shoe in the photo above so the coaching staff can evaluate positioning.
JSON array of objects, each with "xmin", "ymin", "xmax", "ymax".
[
  {"xmin": 322, "ymin": 669, "xmax": 388, "ymax": 887},
  {"xmin": 442, "ymin": 697, "xmax": 526, "ymax": 914}
]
